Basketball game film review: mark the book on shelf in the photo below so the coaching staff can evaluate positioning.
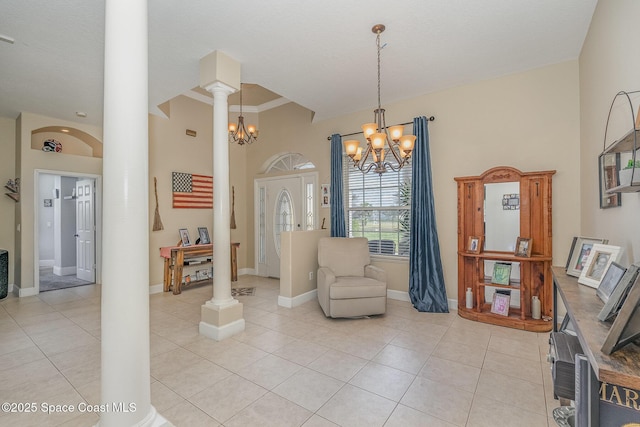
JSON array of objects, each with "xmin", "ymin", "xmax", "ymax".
[{"xmin": 491, "ymin": 262, "xmax": 512, "ymax": 285}]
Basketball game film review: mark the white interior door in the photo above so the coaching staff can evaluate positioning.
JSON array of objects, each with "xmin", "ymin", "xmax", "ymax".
[
  {"xmin": 256, "ymin": 176, "xmax": 304, "ymax": 278},
  {"xmin": 76, "ymin": 179, "xmax": 95, "ymax": 282}
]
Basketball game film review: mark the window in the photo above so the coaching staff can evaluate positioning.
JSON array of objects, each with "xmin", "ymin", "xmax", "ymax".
[{"xmin": 343, "ymin": 158, "xmax": 412, "ymax": 256}]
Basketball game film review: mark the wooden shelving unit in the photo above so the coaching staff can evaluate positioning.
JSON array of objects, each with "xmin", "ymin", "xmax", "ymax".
[{"xmin": 455, "ymin": 167, "xmax": 555, "ymax": 332}]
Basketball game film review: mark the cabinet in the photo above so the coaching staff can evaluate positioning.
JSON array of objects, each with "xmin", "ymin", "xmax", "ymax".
[
  {"xmin": 455, "ymin": 167, "xmax": 555, "ymax": 332},
  {"xmin": 601, "ymin": 90, "xmax": 640, "ymax": 194}
]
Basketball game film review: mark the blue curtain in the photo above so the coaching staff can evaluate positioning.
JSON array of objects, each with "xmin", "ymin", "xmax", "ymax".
[
  {"xmin": 330, "ymin": 133, "xmax": 346, "ymax": 237},
  {"xmin": 408, "ymin": 117, "xmax": 448, "ymax": 312}
]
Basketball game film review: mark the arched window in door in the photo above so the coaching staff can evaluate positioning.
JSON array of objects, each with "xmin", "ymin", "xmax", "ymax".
[{"xmin": 274, "ymin": 189, "xmax": 294, "ymax": 256}]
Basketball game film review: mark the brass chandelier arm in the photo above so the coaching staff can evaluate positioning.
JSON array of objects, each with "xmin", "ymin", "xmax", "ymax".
[{"xmin": 326, "ymin": 116, "xmax": 435, "ymax": 141}]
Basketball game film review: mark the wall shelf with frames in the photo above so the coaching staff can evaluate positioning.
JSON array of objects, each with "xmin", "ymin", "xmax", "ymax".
[
  {"xmin": 4, "ymin": 178, "xmax": 19, "ymax": 202},
  {"xmin": 602, "ymin": 90, "xmax": 640, "ymax": 194}
]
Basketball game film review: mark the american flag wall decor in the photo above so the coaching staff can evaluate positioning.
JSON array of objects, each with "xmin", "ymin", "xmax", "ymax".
[{"xmin": 172, "ymin": 172, "xmax": 213, "ymax": 209}]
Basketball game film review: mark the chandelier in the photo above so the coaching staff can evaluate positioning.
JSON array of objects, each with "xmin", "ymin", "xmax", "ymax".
[
  {"xmin": 228, "ymin": 83, "xmax": 258, "ymax": 145},
  {"xmin": 344, "ymin": 24, "xmax": 416, "ymax": 174}
]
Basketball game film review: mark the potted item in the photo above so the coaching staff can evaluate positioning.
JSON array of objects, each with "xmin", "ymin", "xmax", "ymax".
[{"xmin": 618, "ymin": 159, "xmax": 640, "ymax": 186}]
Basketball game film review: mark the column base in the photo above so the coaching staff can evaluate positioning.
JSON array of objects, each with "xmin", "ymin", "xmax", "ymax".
[
  {"xmin": 96, "ymin": 405, "xmax": 172, "ymax": 427},
  {"xmin": 199, "ymin": 301, "xmax": 245, "ymax": 341}
]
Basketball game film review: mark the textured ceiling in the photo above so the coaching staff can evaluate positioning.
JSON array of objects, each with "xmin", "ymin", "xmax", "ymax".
[{"xmin": 0, "ymin": 0, "xmax": 597, "ymax": 127}]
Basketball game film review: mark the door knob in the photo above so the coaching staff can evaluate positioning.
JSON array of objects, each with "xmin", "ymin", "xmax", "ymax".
[{"xmin": 74, "ymin": 234, "xmax": 79, "ymax": 237}]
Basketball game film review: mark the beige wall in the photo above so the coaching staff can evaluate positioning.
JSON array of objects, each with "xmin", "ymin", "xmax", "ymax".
[
  {"xmin": 15, "ymin": 112, "xmax": 103, "ymax": 292},
  {"xmin": 579, "ymin": 0, "xmax": 640, "ymax": 264},
  {"xmin": 280, "ymin": 229, "xmax": 330, "ymax": 299},
  {"xmin": 1, "ymin": 48, "xmax": 588, "ymax": 303},
  {"xmin": 248, "ymin": 61, "xmax": 581, "ymax": 302},
  {"xmin": 148, "ymin": 95, "xmax": 248, "ymax": 287},
  {"xmin": 0, "ymin": 117, "xmax": 16, "ymax": 285}
]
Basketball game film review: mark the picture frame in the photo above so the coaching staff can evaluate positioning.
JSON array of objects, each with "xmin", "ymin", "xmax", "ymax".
[
  {"xmin": 598, "ymin": 264, "xmax": 640, "ymax": 321},
  {"xmin": 491, "ymin": 292, "xmax": 511, "ymax": 316},
  {"xmin": 601, "ymin": 272, "xmax": 640, "ymax": 355},
  {"xmin": 578, "ymin": 243, "xmax": 623, "ymax": 288},
  {"xmin": 467, "ymin": 236, "xmax": 481, "ymax": 254},
  {"xmin": 596, "ymin": 262, "xmax": 626, "ymax": 303},
  {"xmin": 491, "ymin": 262, "xmax": 512, "ymax": 286},
  {"xmin": 320, "ymin": 184, "xmax": 330, "ymax": 207},
  {"xmin": 197, "ymin": 227, "xmax": 210, "ymax": 245},
  {"xmin": 178, "ymin": 228, "xmax": 191, "ymax": 246},
  {"xmin": 566, "ymin": 237, "xmax": 609, "ymax": 278},
  {"xmin": 599, "ymin": 152, "xmax": 621, "ymax": 209},
  {"xmin": 514, "ymin": 237, "xmax": 532, "ymax": 257}
]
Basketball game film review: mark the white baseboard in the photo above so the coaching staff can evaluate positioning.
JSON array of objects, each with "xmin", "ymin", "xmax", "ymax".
[
  {"xmin": 238, "ymin": 268, "xmax": 255, "ymax": 276},
  {"xmin": 39, "ymin": 259, "xmax": 54, "ymax": 268},
  {"xmin": 278, "ymin": 289, "xmax": 318, "ymax": 308},
  {"xmin": 149, "ymin": 283, "xmax": 164, "ymax": 294},
  {"xmin": 17, "ymin": 284, "xmax": 38, "ymax": 297},
  {"xmin": 53, "ymin": 266, "xmax": 77, "ymax": 276},
  {"xmin": 387, "ymin": 290, "xmax": 458, "ymax": 311},
  {"xmin": 387, "ymin": 289, "xmax": 410, "ymax": 302},
  {"xmin": 199, "ymin": 318, "xmax": 245, "ymax": 341}
]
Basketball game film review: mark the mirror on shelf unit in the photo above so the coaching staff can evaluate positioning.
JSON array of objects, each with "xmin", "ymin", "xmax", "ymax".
[{"xmin": 483, "ymin": 181, "xmax": 520, "ymax": 252}]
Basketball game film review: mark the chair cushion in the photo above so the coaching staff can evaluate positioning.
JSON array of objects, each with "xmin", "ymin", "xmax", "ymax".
[
  {"xmin": 330, "ymin": 276, "xmax": 387, "ymax": 300},
  {"xmin": 318, "ymin": 237, "xmax": 370, "ymax": 277}
]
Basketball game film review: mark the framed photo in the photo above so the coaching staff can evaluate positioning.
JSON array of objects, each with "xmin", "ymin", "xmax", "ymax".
[
  {"xmin": 321, "ymin": 184, "xmax": 330, "ymax": 207},
  {"xmin": 197, "ymin": 227, "xmax": 210, "ymax": 244},
  {"xmin": 596, "ymin": 262, "xmax": 626, "ymax": 303},
  {"xmin": 566, "ymin": 237, "xmax": 609, "ymax": 278},
  {"xmin": 601, "ymin": 272, "xmax": 640, "ymax": 355},
  {"xmin": 515, "ymin": 237, "xmax": 532, "ymax": 257},
  {"xmin": 491, "ymin": 292, "xmax": 511, "ymax": 316},
  {"xmin": 491, "ymin": 262, "xmax": 512, "ymax": 285},
  {"xmin": 599, "ymin": 152, "xmax": 621, "ymax": 209},
  {"xmin": 578, "ymin": 244, "xmax": 623, "ymax": 288},
  {"xmin": 598, "ymin": 264, "xmax": 640, "ymax": 321},
  {"xmin": 178, "ymin": 228, "xmax": 191, "ymax": 246},
  {"xmin": 467, "ymin": 236, "xmax": 481, "ymax": 254}
]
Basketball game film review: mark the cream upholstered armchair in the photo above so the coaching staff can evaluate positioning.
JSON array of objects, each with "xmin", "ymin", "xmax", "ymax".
[{"xmin": 317, "ymin": 237, "xmax": 387, "ymax": 318}]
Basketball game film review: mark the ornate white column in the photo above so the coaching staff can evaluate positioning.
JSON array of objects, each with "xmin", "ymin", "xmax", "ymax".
[
  {"xmin": 198, "ymin": 52, "xmax": 244, "ymax": 341},
  {"xmin": 100, "ymin": 0, "xmax": 165, "ymax": 425}
]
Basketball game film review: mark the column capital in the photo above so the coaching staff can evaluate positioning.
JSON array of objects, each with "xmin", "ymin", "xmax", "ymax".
[{"xmin": 202, "ymin": 81, "xmax": 237, "ymax": 97}]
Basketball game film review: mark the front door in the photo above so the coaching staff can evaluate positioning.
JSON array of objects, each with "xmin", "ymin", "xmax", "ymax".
[
  {"xmin": 76, "ymin": 179, "xmax": 95, "ymax": 282},
  {"xmin": 255, "ymin": 176, "xmax": 305, "ymax": 278}
]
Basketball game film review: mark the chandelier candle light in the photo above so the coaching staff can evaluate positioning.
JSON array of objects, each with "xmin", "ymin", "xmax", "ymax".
[
  {"xmin": 229, "ymin": 83, "xmax": 258, "ymax": 145},
  {"xmin": 344, "ymin": 24, "xmax": 416, "ymax": 174}
]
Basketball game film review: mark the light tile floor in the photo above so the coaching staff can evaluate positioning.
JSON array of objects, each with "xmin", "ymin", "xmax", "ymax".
[{"xmin": 0, "ymin": 276, "xmax": 561, "ymax": 426}]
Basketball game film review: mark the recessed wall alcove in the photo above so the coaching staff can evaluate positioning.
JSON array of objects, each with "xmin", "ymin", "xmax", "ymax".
[{"xmin": 31, "ymin": 126, "xmax": 103, "ymax": 158}]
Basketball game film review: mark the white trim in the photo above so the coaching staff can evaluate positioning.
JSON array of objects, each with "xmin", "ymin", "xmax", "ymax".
[
  {"xmin": 387, "ymin": 289, "xmax": 410, "ymax": 302},
  {"xmin": 238, "ymin": 268, "xmax": 255, "ymax": 276},
  {"xmin": 39, "ymin": 259, "xmax": 55, "ymax": 268},
  {"xmin": 149, "ymin": 283, "xmax": 164, "ymax": 294},
  {"xmin": 278, "ymin": 289, "xmax": 318, "ymax": 308},
  {"xmin": 199, "ymin": 318, "xmax": 245, "ymax": 341},
  {"xmin": 17, "ymin": 285, "xmax": 38, "ymax": 297},
  {"xmin": 184, "ymin": 89, "xmax": 290, "ymax": 113},
  {"xmin": 387, "ymin": 291, "xmax": 458, "ymax": 311},
  {"xmin": 53, "ymin": 266, "xmax": 77, "ymax": 276}
]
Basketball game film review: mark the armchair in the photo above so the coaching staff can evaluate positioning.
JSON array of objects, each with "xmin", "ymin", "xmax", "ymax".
[{"xmin": 317, "ymin": 237, "xmax": 387, "ymax": 318}]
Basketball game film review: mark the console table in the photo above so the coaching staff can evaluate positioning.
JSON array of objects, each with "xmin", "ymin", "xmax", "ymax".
[
  {"xmin": 552, "ymin": 267, "xmax": 640, "ymax": 426},
  {"xmin": 160, "ymin": 242, "xmax": 239, "ymax": 295}
]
